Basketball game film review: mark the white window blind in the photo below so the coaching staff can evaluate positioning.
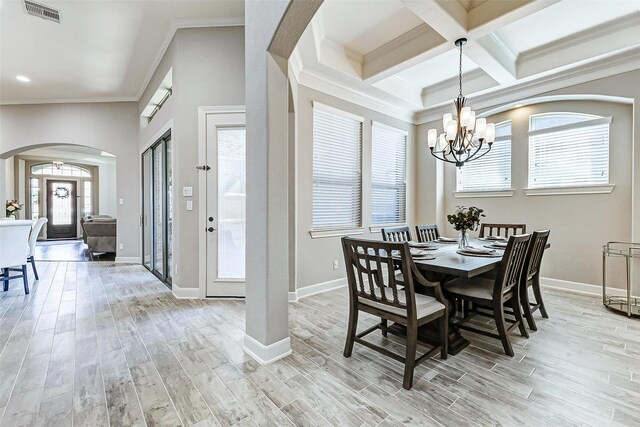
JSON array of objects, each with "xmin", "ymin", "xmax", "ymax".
[
  {"xmin": 457, "ymin": 121, "xmax": 512, "ymax": 192},
  {"xmin": 371, "ymin": 123, "xmax": 407, "ymax": 225},
  {"xmin": 528, "ymin": 114, "xmax": 610, "ymax": 188},
  {"xmin": 312, "ymin": 106, "xmax": 362, "ymax": 230}
]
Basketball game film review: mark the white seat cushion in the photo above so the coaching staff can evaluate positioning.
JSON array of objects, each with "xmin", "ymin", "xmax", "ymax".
[{"xmin": 358, "ymin": 287, "xmax": 445, "ymax": 319}]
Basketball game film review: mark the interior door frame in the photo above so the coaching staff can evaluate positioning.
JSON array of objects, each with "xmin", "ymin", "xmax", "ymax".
[
  {"xmin": 46, "ymin": 179, "xmax": 78, "ymax": 239},
  {"xmin": 198, "ymin": 105, "xmax": 246, "ymax": 298}
]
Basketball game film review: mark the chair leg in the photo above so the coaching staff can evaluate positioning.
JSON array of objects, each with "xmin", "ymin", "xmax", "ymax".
[
  {"xmin": 439, "ymin": 315, "xmax": 448, "ymax": 360},
  {"xmin": 343, "ymin": 306, "xmax": 359, "ymax": 358},
  {"xmin": 511, "ymin": 295, "xmax": 529, "ymax": 339},
  {"xmin": 2, "ymin": 268, "xmax": 8, "ymax": 292},
  {"xmin": 29, "ymin": 256, "xmax": 39, "ymax": 281},
  {"xmin": 520, "ymin": 285, "xmax": 537, "ymax": 331},
  {"xmin": 494, "ymin": 300, "xmax": 514, "ymax": 357},
  {"xmin": 22, "ymin": 265, "xmax": 29, "ymax": 295},
  {"xmin": 403, "ymin": 323, "xmax": 418, "ymax": 390},
  {"xmin": 381, "ymin": 318, "xmax": 388, "ymax": 337},
  {"xmin": 532, "ymin": 277, "xmax": 549, "ymax": 318}
]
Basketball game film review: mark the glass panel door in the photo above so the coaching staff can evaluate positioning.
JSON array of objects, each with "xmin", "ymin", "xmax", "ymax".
[
  {"xmin": 141, "ymin": 131, "xmax": 172, "ymax": 286},
  {"xmin": 142, "ymin": 150, "xmax": 153, "ymax": 270},
  {"xmin": 217, "ymin": 128, "xmax": 246, "ymax": 279},
  {"xmin": 153, "ymin": 146, "xmax": 164, "ymax": 277},
  {"xmin": 46, "ymin": 180, "xmax": 77, "ymax": 239}
]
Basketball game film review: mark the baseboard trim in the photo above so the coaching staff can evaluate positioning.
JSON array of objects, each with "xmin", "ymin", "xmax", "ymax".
[
  {"xmin": 540, "ymin": 277, "xmax": 627, "ymax": 297},
  {"xmin": 243, "ymin": 334, "xmax": 292, "ymax": 364},
  {"xmin": 294, "ymin": 277, "xmax": 347, "ymax": 302},
  {"xmin": 114, "ymin": 257, "xmax": 141, "ymax": 264},
  {"xmin": 172, "ymin": 283, "xmax": 200, "ymax": 299},
  {"xmin": 288, "ymin": 291, "xmax": 299, "ymax": 302}
]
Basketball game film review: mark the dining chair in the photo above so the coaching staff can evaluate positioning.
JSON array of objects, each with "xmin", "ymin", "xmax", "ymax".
[
  {"xmin": 341, "ymin": 237, "xmax": 448, "ymax": 390},
  {"xmin": 415, "ymin": 224, "xmax": 440, "ymax": 243},
  {"xmin": 443, "ymin": 234, "xmax": 531, "ymax": 356},
  {"xmin": 27, "ymin": 218, "xmax": 48, "ymax": 280},
  {"xmin": 520, "ymin": 230, "xmax": 550, "ymax": 331},
  {"xmin": 0, "ymin": 221, "xmax": 33, "ymax": 294},
  {"xmin": 381, "ymin": 226, "xmax": 412, "ymax": 242},
  {"xmin": 479, "ymin": 223, "xmax": 526, "ymax": 238}
]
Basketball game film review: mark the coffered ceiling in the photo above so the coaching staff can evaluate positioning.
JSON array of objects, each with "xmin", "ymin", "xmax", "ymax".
[
  {"xmin": 290, "ymin": 0, "xmax": 640, "ymax": 123},
  {"xmin": 0, "ymin": 0, "xmax": 243, "ymax": 104}
]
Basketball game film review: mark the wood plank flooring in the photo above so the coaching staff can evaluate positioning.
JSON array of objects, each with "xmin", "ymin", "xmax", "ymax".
[
  {"xmin": 34, "ymin": 240, "xmax": 115, "ymax": 262},
  {"xmin": 0, "ymin": 261, "xmax": 638, "ymax": 426}
]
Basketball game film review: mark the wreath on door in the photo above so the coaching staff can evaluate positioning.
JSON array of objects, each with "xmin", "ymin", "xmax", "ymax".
[{"xmin": 54, "ymin": 186, "xmax": 70, "ymax": 199}]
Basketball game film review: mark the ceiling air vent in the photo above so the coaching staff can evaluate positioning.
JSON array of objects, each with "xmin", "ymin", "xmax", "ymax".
[{"xmin": 24, "ymin": 0, "xmax": 61, "ymax": 23}]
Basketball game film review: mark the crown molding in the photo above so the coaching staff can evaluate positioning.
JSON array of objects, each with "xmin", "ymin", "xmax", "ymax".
[
  {"xmin": 297, "ymin": 68, "xmax": 415, "ymax": 123},
  {"xmin": 0, "ymin": 97, "xmax": 138, "ymax": 106}
]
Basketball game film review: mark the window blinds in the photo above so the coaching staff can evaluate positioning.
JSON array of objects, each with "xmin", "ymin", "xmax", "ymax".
[
  {"xmin": 371, "ymin": 123, "xmax": 407, "ymax": 225},
  {"xmin": 312, "ymin": 106, "xmax": 362, "ymax": 230},
  {"xmin": 457, "ymin": 122, "xmax": 512, "ymax": 192},
  {"xmin": 528, "ymin": 116, "xmax": 610, "ymax": 188}
]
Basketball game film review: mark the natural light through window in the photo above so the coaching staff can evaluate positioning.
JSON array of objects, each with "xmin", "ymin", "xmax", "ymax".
[
  {"xmin": 457, "ymin": 121, "xmax": 512, "ymax": 192},
  {"xmin": 371, "ymin": 122, "xmax": 406, "ymax": 225},
  {"xmin": 528, "ymin": 113, "xmax": 610, "ymax": 188}
]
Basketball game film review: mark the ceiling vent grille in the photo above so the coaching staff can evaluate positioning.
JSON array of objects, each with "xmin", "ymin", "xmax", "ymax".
[{"xmin": 24, "ymin": 0, "xmax": 60, "ymax": 23}]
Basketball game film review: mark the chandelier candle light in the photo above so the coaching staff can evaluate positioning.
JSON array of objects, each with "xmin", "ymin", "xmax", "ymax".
[{"xmin": 427, "ymin": 38, "xmax": 496, "ymax": 167}]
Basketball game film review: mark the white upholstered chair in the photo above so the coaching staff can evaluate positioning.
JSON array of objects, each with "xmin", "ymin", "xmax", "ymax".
[
  {"xmin": 28, "ymin": 218, "xmax": 48, "ymax": 280},
  {"xmin": 0, "ymin": 220, "xmax": 33, "ymax": 294}
]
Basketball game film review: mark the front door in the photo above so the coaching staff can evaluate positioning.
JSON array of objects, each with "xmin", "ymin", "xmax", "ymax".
[
  {"xmin": 206, "ymin": 112, "xmax": 246, "ymax": 297},
  {"xmin": 46, "ymin": 180, "xmax": 77, "ymax": 239}
]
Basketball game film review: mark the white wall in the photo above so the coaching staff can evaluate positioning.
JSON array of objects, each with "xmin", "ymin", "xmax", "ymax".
[
  {"xmin": 0, "ymin": 102, "xmax": 140, "ymax": 259},
  {"xmin": 139, "ymin": 26, "xmax": 246, "ymax": 289},
  {"xmin": 98, "ymin": 162, "xmax": 117, "ymax": 217},
  {"xmin": 294, "ymin": 84, "xmax": 417, "ymax": 291}
]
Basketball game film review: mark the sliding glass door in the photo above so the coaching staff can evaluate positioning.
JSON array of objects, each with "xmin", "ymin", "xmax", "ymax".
[{"xmin": 141, "ymin": 131, "xmax": 172, "ymax": 286}]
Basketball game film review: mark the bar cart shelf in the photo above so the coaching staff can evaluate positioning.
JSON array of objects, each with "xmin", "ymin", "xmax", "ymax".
[{"xmin": 602, "ymin": 242, "xmax": 640, "ymax": 317}]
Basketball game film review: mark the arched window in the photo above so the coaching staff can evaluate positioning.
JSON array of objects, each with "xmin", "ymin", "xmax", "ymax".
[
  {"xmin": 528, "ymin": 112, "xmax": 610, "ymax": 188},
  {"xmin": 31, "ymin": 163, "xmax": 91, "ymax": 177}
]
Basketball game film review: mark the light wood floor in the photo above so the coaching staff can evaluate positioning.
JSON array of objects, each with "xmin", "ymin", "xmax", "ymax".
[
  {"xmin": 0, "ymin": 262, "xmax": 638, "ymax": 427},
  {"xmin": 34, "ymin": 240, "xmax": 115, "ymax": 262}
]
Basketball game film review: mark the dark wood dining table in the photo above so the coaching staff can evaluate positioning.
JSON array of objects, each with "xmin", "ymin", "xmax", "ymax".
[
  {"xmin": 404, "ymin": 238, "xmax": 502, "ymax": 354},
  {"xmin": 403, "ymin": 237, "xmax": 550, "ymax": 355}
]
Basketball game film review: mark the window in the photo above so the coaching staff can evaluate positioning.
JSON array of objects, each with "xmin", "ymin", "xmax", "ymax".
[
  {"xmin": 371, "ymin": 122, "xmax": 406, "ymax": 225},
  {"xmin": 31, "ymin": 163, "xmax": 91, "ymax": 177},
  {"xmin": 312, "ymin": 105, "xmax": 362, "ymax": 230},
  {"xmin": 83, "ymin": 181, "xmax": 92, "ymax": 217},
  {"xmin": 30, "ymin": 178, "xmax": 40, "ymax": 220},
  {"xmin": 528, "ymin": 113, "xmax": 610, "ymax": 188},
  {"xmin": 457, "ymin": 121, "xmax": 512, "ymax": 192}
]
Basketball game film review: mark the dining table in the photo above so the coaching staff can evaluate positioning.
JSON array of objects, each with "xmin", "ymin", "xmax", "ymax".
[{"xmin": 399, "ymin": 236, "xmax": 549, "ymax": 355}]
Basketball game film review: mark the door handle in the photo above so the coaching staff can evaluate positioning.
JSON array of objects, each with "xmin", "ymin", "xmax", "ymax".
[
  {"xmin": 207, "ymin": 227, "xmax": 216, "ymax": 232},
  {"xmin": 208, "ymin": 217, "xmax": 214, "ymax": 222}
]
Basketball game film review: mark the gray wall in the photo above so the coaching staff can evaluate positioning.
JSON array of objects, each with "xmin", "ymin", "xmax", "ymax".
[
  {"xmin": 139, "ymin": 26, "xmax": 245, "ymax": 289},
  {"xmin": 294, "ymin": 84, "xmax": 416, "ymax": 290},
  {"xmin": 0, "ymin": 102, "xmax": 140, "ymax": 259},
  {"xmin": 417, "ymin": 100, "xmax": 632, "ymax": 288}
]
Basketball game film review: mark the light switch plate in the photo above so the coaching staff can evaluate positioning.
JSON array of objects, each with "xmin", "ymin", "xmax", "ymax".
[
  {"xmin": 186, "ymin": 201, "xmax": 193, "ymax": 211},
  {"xmin": 183, "ymin": 187, "xmax": 193, "ymax": 197},
  {"xmin": 119, "ymin": 198, "xmax": 124, "ymax": 205}
]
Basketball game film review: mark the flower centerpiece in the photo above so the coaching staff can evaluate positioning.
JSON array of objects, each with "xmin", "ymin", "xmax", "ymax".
[
  {"xmin": 447, "ymin": 205, "xmax": 485, "ymax": 249},
  {"xmin": 5, "ymin": 200, "xmax": 23, "ymax": 219}
]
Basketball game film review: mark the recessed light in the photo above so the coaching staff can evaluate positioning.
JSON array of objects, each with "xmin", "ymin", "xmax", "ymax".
[
  {"xmin": 16, "ymin": 75, "xmax": 31, "ymax": 83},
  {"xmin": 514, "ymin": 103, "xmax": 524, "ymax": 108}
]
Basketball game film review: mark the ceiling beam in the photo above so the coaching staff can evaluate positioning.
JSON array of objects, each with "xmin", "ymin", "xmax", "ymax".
[
  {"xmin": 362, "ymin": 24, "xmax": 448, "ymax": 84},
  {"xmin": 467, "ymin": 0, "xmax": 561, "ymax": 37},
  {"xmin": 401, "ymin": 0, "xmax": 467, "ymax": 40}
]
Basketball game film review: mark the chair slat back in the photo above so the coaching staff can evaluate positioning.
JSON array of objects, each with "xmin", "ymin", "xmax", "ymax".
[
  {"xmin": 342, "ymin": 237, "xmax": 416, "ymax": 316},
  {"xmin": 0, "ymin": 221, "xmax": 32, "ymax": 268},
  {"xmin": 381, "ymin": 226, "xmax": 412, "ymax": 242},
  {"xmin": 493, "ymin": 234, "xmax": 531, "ymax": 297},
  {"xmin": 415, "ymin": 225, "xmax": 439, "ymax": 243},
  {"xmin": 523, "ymin": 230, "xmax": 550, "ymax": 282},
  {"xmin": 480, "ymin": 223, "xmax": 526, "ymax": 238}
]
